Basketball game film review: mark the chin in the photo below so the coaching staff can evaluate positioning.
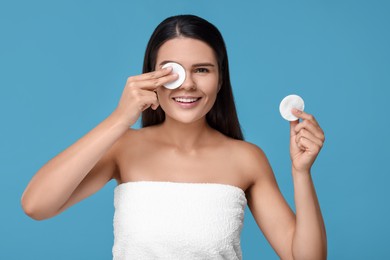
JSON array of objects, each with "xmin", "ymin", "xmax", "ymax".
[{"xmin": 165, "ymin": 111, "xmax": 207, "ymax": 125}]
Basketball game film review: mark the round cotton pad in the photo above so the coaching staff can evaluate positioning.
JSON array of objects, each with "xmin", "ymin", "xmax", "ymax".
[
  {"xmin": 162, "ymin": 62, "xmax": 186, "ymax": 89},
  {"xmin": 279, "ymin": 94, "xmax": 305, "ymax": 121}
]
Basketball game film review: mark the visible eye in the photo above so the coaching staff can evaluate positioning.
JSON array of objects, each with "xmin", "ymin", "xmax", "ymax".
[{"xmin": 195, "ymin": 67, "xmax": 209, "ymax": 73}]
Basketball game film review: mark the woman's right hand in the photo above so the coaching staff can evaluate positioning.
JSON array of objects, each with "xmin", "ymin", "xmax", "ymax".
[{"xmin": 113, "ymin": 66, "xmax": 177, "ymax": 127}]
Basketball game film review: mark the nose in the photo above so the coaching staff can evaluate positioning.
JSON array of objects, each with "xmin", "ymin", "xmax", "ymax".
[{"xmin": 179, "ymin": 71, "xmax": 196, "ymax": 90}]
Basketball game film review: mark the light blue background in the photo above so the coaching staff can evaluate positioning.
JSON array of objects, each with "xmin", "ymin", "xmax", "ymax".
[{"xmin": 1, "ymin": 0, "xmax": 389, "ymax": 259}]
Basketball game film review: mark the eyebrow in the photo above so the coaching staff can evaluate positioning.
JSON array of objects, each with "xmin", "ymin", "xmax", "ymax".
[
  {"xmin": 192, "ymin": 63, "xmax": 215, "ymax": 67},
  {"xmin": 159, "ymin": 60, "xmax": 215, "ymax": 67}
]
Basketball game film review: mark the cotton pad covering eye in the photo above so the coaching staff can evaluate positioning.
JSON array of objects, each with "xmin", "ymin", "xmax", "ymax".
[
  {"xmin": 162, "ymin": 62, "xmax": 186, "ymax": 89},
  {"xmin": 279, "ymin": 94, "xmax": 305, "ymax": 121}
]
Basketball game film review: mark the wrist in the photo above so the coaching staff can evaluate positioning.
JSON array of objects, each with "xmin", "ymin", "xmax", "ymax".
[
  {"xmin": 108, "ymin": 110, "xmax": 132, "ymax": 130},
  {"xmin": 292, "ymin": 168, "xmax": 311, "ymax": 179}
]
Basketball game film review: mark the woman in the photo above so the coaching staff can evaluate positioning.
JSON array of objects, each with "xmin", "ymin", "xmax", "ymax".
[{"xmin": 22, "ymin": 15, "xmax": 327, "ymax": 259}]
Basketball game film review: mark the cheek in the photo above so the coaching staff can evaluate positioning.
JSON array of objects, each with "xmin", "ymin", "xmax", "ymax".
[
  {"xmin": 202, "ymin": 80, "xmax": 219, "ymax": 99},
  {"xmin": 155, "ymin": 88, "xmax": 172, "ymax": 111}
]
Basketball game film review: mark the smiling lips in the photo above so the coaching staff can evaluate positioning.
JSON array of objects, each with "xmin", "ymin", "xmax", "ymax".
[
  {"xmin": 173, "ymin": 97, "xmax": 200, "ymax": 103},
  {"xmin": 172, "ymin": 96, "xmax": 202, "ymax": 107}
]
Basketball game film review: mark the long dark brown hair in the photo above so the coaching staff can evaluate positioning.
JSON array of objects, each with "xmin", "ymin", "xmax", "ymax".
[{"xmin": 141, "ymin": 15, "xmax": 244, "ymax": 140}]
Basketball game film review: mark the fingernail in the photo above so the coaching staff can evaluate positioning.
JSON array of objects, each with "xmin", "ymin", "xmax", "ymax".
[{"xmin": 292, "ymin": 108, "xmax": 301, "ymax": 114}]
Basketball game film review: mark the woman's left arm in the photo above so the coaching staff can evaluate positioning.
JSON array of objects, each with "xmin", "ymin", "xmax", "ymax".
[{"xmin": 289, "ymin": 108, "xmax": 327, "ymax": 259}]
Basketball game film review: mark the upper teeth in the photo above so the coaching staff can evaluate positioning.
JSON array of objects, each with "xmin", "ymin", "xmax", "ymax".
[{"xmin": 174, "ymin": 97, "xmax": 199, "ymax": 103}]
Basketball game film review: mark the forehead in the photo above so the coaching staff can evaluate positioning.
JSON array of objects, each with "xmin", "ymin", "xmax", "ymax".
[{"xmin": 156, "ymin": 38, "xmax": 217, "ymax": 66}]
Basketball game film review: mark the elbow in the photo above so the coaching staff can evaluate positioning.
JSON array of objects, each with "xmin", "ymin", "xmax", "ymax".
[
  {"xmin": 292, "ymin": 246, "xmax": 327, "ymax": 260},
  {"xmin": 291, "ymin": 235, "xmax": 327, "ymax": 260},
  {"xmin": 21, "ymin": 194, "xmax": 54, "ymax": 221}
]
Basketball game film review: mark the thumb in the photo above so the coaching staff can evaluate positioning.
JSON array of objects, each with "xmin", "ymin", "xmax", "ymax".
[{"xmin": 290, "ymin": 119, "xmax": 299, "ymax": 137}]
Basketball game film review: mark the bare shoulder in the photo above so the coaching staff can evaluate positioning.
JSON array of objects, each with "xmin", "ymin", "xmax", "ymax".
[
  {"xmin": 108, "ymin": 128, "xmax": 143, "ymax": 176},
  {"xmin": 115, "ymin": 127, "xmax": 152, "ymax": 148},
  {"xmin": 112, "ymin": 126, "xmax": 159, "ymax": 175},
  {"xmin": 113, "ymin": 127, "xmax": 156, "ymax": 161},
  {"xmin": 227, "ymin": 139, "xmax": 269, "ymax": 168},
  {"xmin": 229, "ymin": 139, "xmax": 266, "ymax": 156},
  {"xmin": 224, "ymin": 139, "xmax": 273, "ymax": 187}
]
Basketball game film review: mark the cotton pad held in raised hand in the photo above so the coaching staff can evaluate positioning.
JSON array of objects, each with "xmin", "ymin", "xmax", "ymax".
[
  {"xmin": 279, "ymin": 94, "xmax": 305, "ymax": 121},
  {"xmin": 162, "ymin": 62, "xmax": 186, "ymax": 89}
]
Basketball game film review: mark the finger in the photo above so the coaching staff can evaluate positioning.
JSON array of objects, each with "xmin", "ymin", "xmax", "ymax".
[
  {"xmin": 151, "ymin": 102, "xmax": 160, "ymax": 110},
  {"xmin": 150, "ymin": 92, "xmax": 160, "ymax": 110},
  {"xmin": 294, "ymin": 120, "xmax": 325, "ymax": 141},
  {"xmin": 133, "ymin": 90, "xmax": 158, "ymax": 111},
  {"xmin": 295, "ymin": 128, "xmax": 324, "ymax": 148},
  {"xmin": 126, "ymin": 67, "xmax": 177, "ymax": 90},
  {"xmin": 145, "ymin": 99, "xmax": 160, "ymax": 111},
  {"xmin": 137, "ymin": 73, "xmax": 179, "ymax": 90},
  {"xmin": 297, "ymin": 136, "xmax": 321, "ymax": 155},
  {"xmin": 296, "ymin": 137, "xmax": 307, "ymax": 151},
  {"xmin": 128, "ymin": 73, "xmax": 178, "ymax": 91},
  {"xmin": 141, "ymin": 89, "xmax": 159, "ymax": 101},
  {"xmin": 291, "ymin": 108, "xmax": 318, "ymax": 124},
  {"xmin": 129, "ymin": 66, "xmax": 172, "ymax": 82},
  {"xmin": 290, "ymin": 120, "xmax": 299, "ymax": 137},
  {"xmin": 140, "ymin": 95, "xmax": 159, "ymax": 111}
]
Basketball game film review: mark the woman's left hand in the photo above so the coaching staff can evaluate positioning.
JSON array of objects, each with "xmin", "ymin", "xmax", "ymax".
[{"xmin": 290, "ymin": 109, "xmax": 325, "ymax": 173}]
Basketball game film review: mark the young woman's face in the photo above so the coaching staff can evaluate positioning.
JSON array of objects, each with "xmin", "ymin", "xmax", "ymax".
[{"xmin": 155, "ymin": 37, "xmax": 219, "ymax": 124}]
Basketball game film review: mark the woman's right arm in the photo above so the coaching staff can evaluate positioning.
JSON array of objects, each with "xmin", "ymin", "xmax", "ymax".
[{"xmin": 21, "ymin": 67, "xmax": 176, "ymax": 220}]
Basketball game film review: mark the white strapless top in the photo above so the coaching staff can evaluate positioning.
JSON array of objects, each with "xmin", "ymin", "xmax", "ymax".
[{"xmin": 112, "ymin": 181, "xmax": 247, "ymax": 260}]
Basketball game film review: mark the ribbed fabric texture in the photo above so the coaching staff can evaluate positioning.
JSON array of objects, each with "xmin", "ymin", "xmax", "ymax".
[{"xmin": 113, "ymin": 181, "xmax": 247, "ymax": 260}]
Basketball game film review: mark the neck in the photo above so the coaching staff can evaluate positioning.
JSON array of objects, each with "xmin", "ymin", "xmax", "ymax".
[{"xmin": 158, "ymin": 116, "xmax": 212, "ymax": 151}]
